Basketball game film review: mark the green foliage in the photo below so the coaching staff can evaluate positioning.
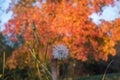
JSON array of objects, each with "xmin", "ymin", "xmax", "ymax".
[{"xmin": 76, "ymin": 73, "xmax": 120, "ymax": 80}]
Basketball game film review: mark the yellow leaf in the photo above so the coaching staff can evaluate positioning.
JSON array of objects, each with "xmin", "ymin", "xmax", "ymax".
[{"xmin": 0, "ymin": 74, "xmax": 2, "ymax": 78}]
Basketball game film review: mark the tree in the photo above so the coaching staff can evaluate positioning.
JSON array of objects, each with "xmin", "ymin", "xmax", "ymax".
[{"xmin": 3, "ymin": 0, "xmax": 120, "ymax": 69}]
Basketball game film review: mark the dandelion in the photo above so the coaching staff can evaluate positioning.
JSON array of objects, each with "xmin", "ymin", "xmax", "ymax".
[{"xmin": 52, "ymin": 44, "xmax": 69, "ymax": 60}]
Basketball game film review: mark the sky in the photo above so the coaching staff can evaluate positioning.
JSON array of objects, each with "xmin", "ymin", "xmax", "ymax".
[
  {"xmin": 0, "ymin": 0, "xmax": 12, "ymax": 31},
  {"xmin": 0, "ymin": 0, "xmax": 120, "ymax": 31},
  {"xmin": 90, "ymin": 0, "xmax": 120, "ymax": 24}
]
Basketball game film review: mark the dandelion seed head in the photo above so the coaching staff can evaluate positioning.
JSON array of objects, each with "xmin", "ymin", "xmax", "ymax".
[{"xmin": 52, "ymin": 44, "xmax": 69, "ymax": 60}]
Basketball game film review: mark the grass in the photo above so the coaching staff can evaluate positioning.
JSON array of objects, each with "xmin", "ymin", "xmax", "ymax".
[{"xmin": 76, "ymin": 73, "xmax": 120, "ymax": 80}]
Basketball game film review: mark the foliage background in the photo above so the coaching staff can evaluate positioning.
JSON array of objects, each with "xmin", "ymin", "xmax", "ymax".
[{"xmin": 1, "ymin": 0, "xmax": 120, "ymax": 80}]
